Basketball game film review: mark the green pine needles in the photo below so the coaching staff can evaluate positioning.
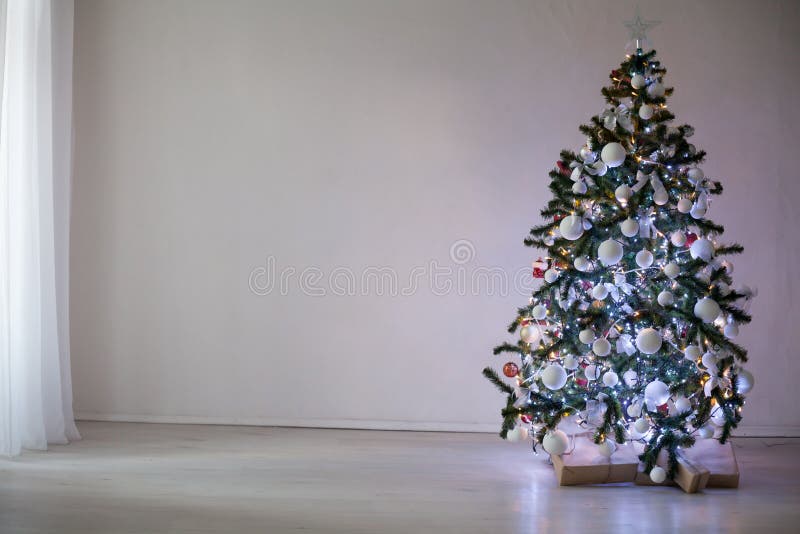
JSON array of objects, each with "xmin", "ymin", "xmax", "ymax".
[{"xmin": 484, "ymin": 49, "xmax": 754, "ymax": 480}]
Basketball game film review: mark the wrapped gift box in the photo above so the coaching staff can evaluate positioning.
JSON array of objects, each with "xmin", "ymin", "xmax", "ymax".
[
  {"xmin": 680, "ymin": 439, "xmax": 739, "ymax": 488},
  {"xmin": 551, "ymin": 436, "xmax": 639, "ymax": 486},
  {"xmin": 633, "ymin": 448, "xmax": 710, "ymax": 493}
]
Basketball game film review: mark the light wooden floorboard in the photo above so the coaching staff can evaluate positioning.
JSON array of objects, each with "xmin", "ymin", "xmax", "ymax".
[{"xmin": 1, "ymin": 422, "xmax": 798, "ymax": 533}]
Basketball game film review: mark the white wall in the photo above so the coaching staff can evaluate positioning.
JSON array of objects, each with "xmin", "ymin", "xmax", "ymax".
[{"xmin": 71, "ymin": 0, "xmax": 800, "ymax": 435}]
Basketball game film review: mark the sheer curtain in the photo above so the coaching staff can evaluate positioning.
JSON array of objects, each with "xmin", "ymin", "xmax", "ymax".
[{"xmin": 0, "ymin": 0, "xmax": 79, "ymax": 456}]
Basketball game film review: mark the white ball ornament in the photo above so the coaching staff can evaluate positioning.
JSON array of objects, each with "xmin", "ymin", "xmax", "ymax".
[
  {"xmin": 674, "ymin": 396, "xmax": 691, "ymax": 414},
  {"xmin": 630, "ymin": 74, "xmax": 646, "ymax": 89},
  {"xmin": 574, "ymin": 256, "xmax": 590, "ymax": 272},
  {"xmin": 677, "ymin": 198, "xmax": 693, "ymax": 213},
  {"xmin": 563, "ymin": 354, "xmax": 579, "ymax": 370},
  {"xmin": 541, "ymin": 364, "xmax": 568, "ymax": 391},
  {"xmin": 657, "ymin": 291, "xmax": 674, "ymax": 306},
  {"xmin": 644, "ymin": 380, "xmax": 671, "ymax": 407},
  {"xmin": 579, "ymin": 329, "xmax": 595, "ymax": 344},
  {"xmin": 580, "ymin": 146, "xmax": 596, "ymax": 162},
  {"xmin": 623, "ymin": 369, "xmax": 638, "ymax": 387},
  {"xmin": 690, "ymin": 238, "xmax": 715, "ymax": 262},
  {"xmin": 506, "ymin": 425, "xmax": 528, "ymax": 442},
  {"xmin": 694, "ymin": 297, "xmax": 721, "ymax": 322},
  {"xmin": 559, "ymin": 215, "xmax": 584, "ymax": 241},
  {"xmin": 544, "ymin": 269, "xmax": 559, "ymax": 284},
  {"xmin": 585, "ymin": 364, "xmax": 601, "ymax": 381},
  {"xmin": 532, "ymin": 304, "xmax": 547, "ymax": 320},
  {"xmin": 520, "ymin": 325, "xmax": 540, "ymax": 345},
  {"xmin": 615, "ymin": 184, "xmax": 632, "ymax": 202},
  {"xmin": 598, "ymin": 239, "xmax": 624, "ymax": 266},
  {"xmin": 634, "ymin": 417, "xmax": 650, "ymax": 434},
  {"xmin": 736, "ymin": 369, "xmax": 755, "ymax": 394},
  {"xmin": 600, "ymin": 142, "xmax": 627, "ymax": 168},
  {"xmin": 690, "ymin": 202, "xmax": 707, "ymax": 219},
  {"xmin": 649, "ymin": 466, "xmax": 667, "ymax": 484},
  {"xmin": 542, "ymin": 430, "xmax": 570, "ymax": 456},
  {"xmin": 636, "ymin": 328, "xmax": 663, "ymax": 354},
  {"xmin": 664, "ymin": 262, "xmax": 680, "ymax": 279},
  {"xmin": 602, "ymin": 371, "xmax": 619, "ymax": 387},
  {"xmin": 572, "ymin": 181, "xmax": 588, "ymax": 195},
  {"xmin": 687, "ymin": 167, "xmax": 705, "ymax": 182},
  {"xmin": 724, "ymin": 322, "xmax": 739, "ymax": 339},
  {"xmin": 627, "ymin": 400, "xmax": 642, "ymax": 418},
  {"xmin": 653, "ymin": 188, "xmax": 669, "ymax": 206},
  {"xmin": 684, "ymin": 345, "xmax": 702, "ymax": 361},
  {"xmin": 592, "ymin": 284, "xmax": 609, "ymax": 300},
  {"xmin": 647, "ymin": 82, "xmax": 665, "ymax": 97},
  {"xmin": 635, "ymin": 249, "xmax": 654, "ymax": 268},
  {"xmin": 638, "ymin": 104, "xmax": 654, "ymax": 120},
  {"xmin": 620, "ymin": 218, "xmax": 639, "ymax": 238},
  {"xmin": 592, "ymin": 337, "xmax": 612, "ymax": 357},
  {"xmin": 670, "ymin": 231, "xmax": 686, "ymax": 247},
  {"xmin": 597, "ymin": 440, "xmax": 617, "ymax": 457}
]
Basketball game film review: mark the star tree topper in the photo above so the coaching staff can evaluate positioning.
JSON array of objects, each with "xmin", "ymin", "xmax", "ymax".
[{"xmin": 624, "ymin": 8, "xmax": 661, "ymax": 47}]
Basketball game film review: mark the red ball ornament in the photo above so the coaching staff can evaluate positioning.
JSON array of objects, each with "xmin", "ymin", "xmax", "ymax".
[
  {"xmin": 656, "ymin": 403, "xmax": 669, "ymax": 414},
  {"xmin": 520, "ymin": 414, "xmax": 532, "ymax": 424},
  {"xmin": 685, "ymin": 232, "xmax": 698, "ymax": 247},
  {"xmin": 502, "ymin": 362, "xmax": 519, "ymax": 378},
  {"xmin": 575, "ymin": 377, "xmax": 588, "ymax": 388},
  {"xmin": 556, "ymin": 160, "xmax": 571, "ymax": 176},
  {"xmin": 532, "ymin": 257, "xmax": 548, "ymax": 279}
]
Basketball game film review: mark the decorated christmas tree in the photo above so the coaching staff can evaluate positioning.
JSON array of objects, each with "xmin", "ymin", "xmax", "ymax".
[{"xmin": 483, "ymin": 16, "xmax": 755, "ymax": 484}]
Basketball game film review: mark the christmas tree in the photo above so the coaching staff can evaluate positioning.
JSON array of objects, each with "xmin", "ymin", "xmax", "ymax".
[{"xmin": 483, "ymin": 20, "xmax": 754, "ymax": 483}]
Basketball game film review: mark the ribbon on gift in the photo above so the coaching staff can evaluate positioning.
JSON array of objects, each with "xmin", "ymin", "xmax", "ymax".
[{"xmin": 600, "ymin": 104, "xmax": 633, "ymax": 132}]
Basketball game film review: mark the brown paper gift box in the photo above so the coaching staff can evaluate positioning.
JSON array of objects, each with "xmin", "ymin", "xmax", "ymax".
[
  {"xmin": 680, "ymin": 439, "xmax": 739, "ymax": 488},
  {"xmin": 633, "ymin": 447, "xmax": 710, "ymax": 493},
  {"xmin": 551, "ymin": 436, "xmax": 638, "ymax": 486}
]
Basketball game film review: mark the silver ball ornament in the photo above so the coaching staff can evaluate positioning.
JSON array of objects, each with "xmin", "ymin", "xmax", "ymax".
[
  {"xmin": 677, "ymin": 198, "xmax": 693, "ymax": 213},
  {"xmin": 657, "ymin": 291, "xmax": 674, "ymax": 306},
  {"xmin": 644, "ymin": 380, "xmax": 670, "ymax": 407},
  {"xmin": 544, "ymin": 268, "xmax": 559, "ymax": 284},
  {"xmin": 520, "ymin": 325, "xmax": 540, "ymax": 344},
  {"xmin": 638, "ymin": 104, "xmax": 654, "ymax": 120},
  {"xmin": 630, "ymin": 74, "xmax": 646, "ymax": 89},
  {"xmin": 532, "ymin": 304, "xmax": 547, "ymax": 320},
  {"xmin": 572, "ymin": 181, "xmax": 587, "ymax": 194},
  {"xmin": 615, "ymin": 184, "xmax": 632, "ymax": 202}
]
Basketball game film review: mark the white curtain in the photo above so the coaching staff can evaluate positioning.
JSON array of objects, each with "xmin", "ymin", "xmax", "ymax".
[{"xmin": 0, "ymin": 0, "xmax": 79, "ymax": 456}]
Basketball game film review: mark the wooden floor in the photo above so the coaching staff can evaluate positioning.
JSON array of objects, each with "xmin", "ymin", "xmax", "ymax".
[{"xmin": 0, "ymin": 422, "xmax": 798, "ymax": 533}]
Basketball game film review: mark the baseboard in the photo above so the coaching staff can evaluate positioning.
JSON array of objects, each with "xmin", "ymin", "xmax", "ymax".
[
  {"xmin": 75, "ymin": 412, "xmax": 800, "ymax": 437},
  {"xmin": 75, "ymin": 412, "xmax": 500, "ymax": 433}
]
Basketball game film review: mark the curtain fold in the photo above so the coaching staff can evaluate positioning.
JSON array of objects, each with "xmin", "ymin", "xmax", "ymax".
[{"xmin": 0, "ymin": 0, "xmax": 79, "ymax": 457}]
